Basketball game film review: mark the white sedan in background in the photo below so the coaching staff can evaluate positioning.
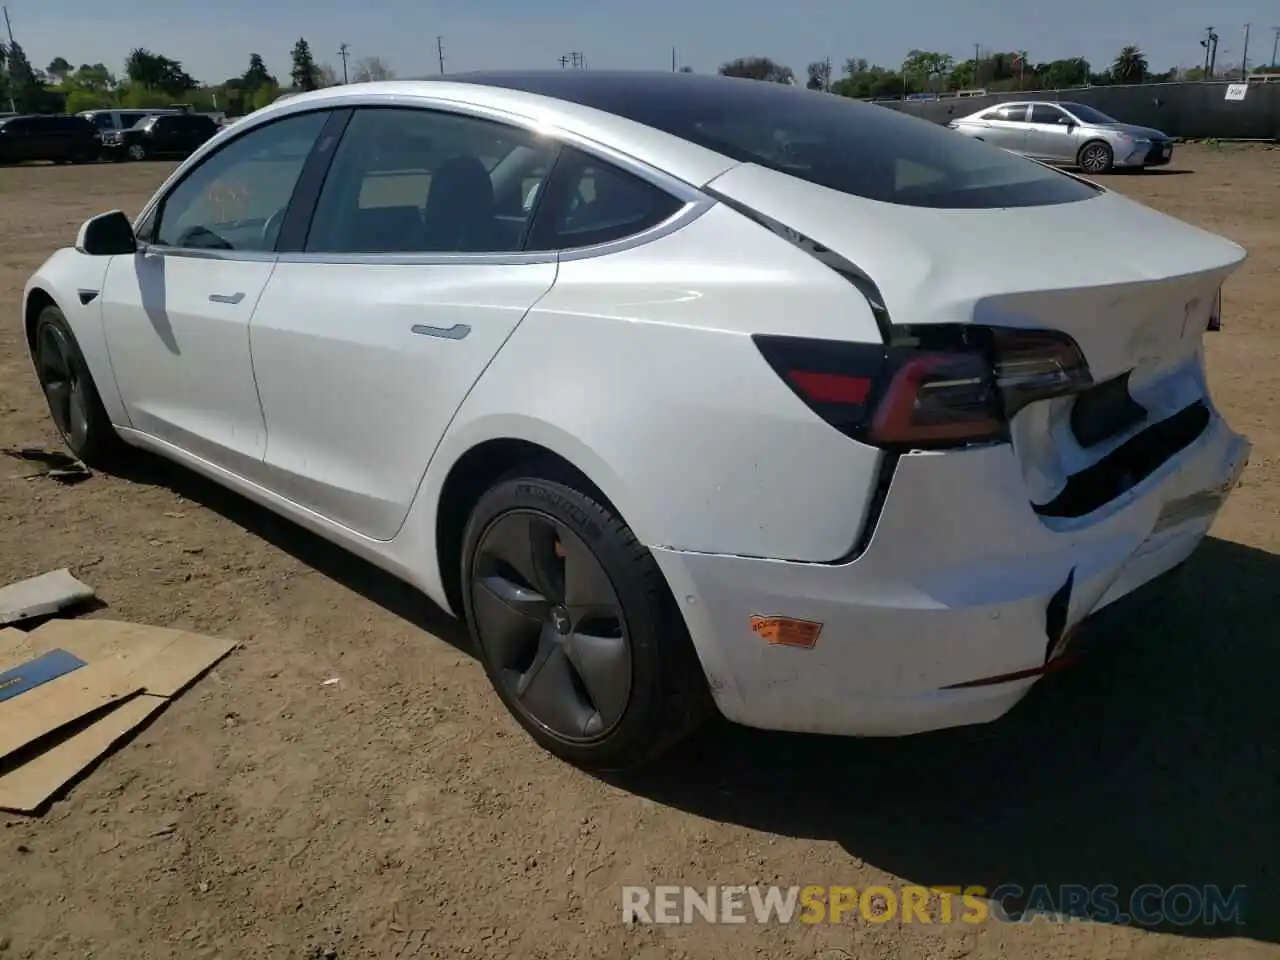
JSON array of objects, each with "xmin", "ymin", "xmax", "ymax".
[{"xmin": 23, "ymin": 72, "xmax": 1248, "ymax": 769}]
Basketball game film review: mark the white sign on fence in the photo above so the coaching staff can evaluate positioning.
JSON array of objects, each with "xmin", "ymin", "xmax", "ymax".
[{"xmin": 1224, "ymin": 83, "xmax": 1249, "ymax": 101}]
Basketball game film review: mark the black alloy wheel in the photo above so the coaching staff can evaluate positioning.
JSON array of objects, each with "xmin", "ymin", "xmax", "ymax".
[
  {"xmin": 461, "ymin": 472, "xmax": 712, "ymax": 770},
  {"xmin": 36, "ymin": 320, "xmax": 92, "ymax": 452},
  {"xmin": 471, "ymin": 509, "xmax": 633, "ymax": 742},
  {"xmin": 32, "ymin": 306, "xmax": 122, "ymax": 466}
]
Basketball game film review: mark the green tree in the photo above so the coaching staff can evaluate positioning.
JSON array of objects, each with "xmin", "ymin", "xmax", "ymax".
[
  {"xmin": 831, "ymin": 59, "xmax": 910, "ymax": 99},
  {"xmin": 46, "ymin": 56, "xmax": 72, "ymax": 82},
  {"xmin": 125, "ymin": 48, "xmax": 195, "ymax": 96},
  {"xmin": 242, "ymin": 53, "xmax": 276, "ymax": 93},
  {"xmin": 1038, "ymin": 57, "xmax": 1091, "ymax": 89},
  {"xmin": 64, "ymin": 89, "xmax": 112, "ymax": 112},
  {"xmin": 805, "ymin": 60, "xmax": 832, "ymax": 91},
  {"xmin": 1112, "ymin": 45, "xmax": 1148, "ymax": 84},
  {"xmin": 290, "ymin": 37, "xmax": 319, "ymax": 90},
  {"xmin": 901, "ymin": 49, "xmax": 954, "ymax": 91},
  {"xmin": 315, "ymin": 62, "xmax": 339, "ymax": 87},
  {"xmin": 72, "ymin": 63, "xmax": 117, "ymax": 92},
  {"xmin": 6, "ymin": 41, "xmax": 46, "ymax": 112},
  {"xmin": 119, "ymin": 84, "xmax": 174, "ymax": 108},
  {"xmin": 250, "ymin": 82, "xmax": 280, "ymax": 110},
  {"xmin": 718, "ymin": 56, "xmax": 794, "ymax": 84}
]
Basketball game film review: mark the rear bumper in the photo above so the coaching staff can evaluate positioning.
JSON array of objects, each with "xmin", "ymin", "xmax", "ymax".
[{"xmin": 653, "ymin": 409, "xmax": 1249, "ymax": 737}]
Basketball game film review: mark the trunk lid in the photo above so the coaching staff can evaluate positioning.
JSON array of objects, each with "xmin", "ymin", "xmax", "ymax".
[{"xmin": 705, "ymin": 161, "xmax": 1245, "ymax": 382}]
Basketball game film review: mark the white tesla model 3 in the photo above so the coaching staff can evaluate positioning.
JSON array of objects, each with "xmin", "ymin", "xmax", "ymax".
[{"xmin": 23, "ymin": 72, "xmax": 1250, "ymax": 770}]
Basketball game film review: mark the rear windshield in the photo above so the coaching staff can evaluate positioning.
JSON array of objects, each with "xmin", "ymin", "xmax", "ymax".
[{"xmin": 471, "ymin": 72, "xmax": 1101, "ymax": 210}]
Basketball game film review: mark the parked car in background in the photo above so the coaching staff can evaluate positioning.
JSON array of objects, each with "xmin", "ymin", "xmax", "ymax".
[
  {"xmin": 79, "ymin": 108, "xmax": 177, "ymax": 152},
  {"xmin": 102, "ymin": 112, "xmax": 219, "ymax": 161},
  {"xmin": 0, "ymin": 114, "xmax": 98, "ymax": 164},
  {"xmin": 948, "ymin": 101, "xmax": 1174, "ymax": 173}
]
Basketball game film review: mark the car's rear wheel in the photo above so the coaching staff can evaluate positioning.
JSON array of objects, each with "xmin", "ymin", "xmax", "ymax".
[
  {"xmin": 461, "ymin": 470, "xmax": 711, "ymax": 771},
  {"xmin": 1078, "ymin": 140, "xmax": 1113, "ymax": 174},
  {"xmin": 32, "ymin": 305, "xmax": 124, "ymax": 467},
  {"xmin": 128, "ymin": 143, "xmax": 147, "ymax": 161}
]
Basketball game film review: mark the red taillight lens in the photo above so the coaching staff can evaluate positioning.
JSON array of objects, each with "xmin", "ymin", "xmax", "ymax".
[{"xmin": 754, "ymin": 325, "xmax": 1092, "ymax": 450}]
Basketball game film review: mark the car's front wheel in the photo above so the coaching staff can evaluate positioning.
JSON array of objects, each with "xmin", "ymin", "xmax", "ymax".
[
  {"xmin": 31, "ymin": 304, "xmax": 124, "ymax": 467},
  {"xmin": 1078, "ymin": 140, "xmax": 1114, "ymax": 174},
  {"xmin": 461, "ymin": 470, "xmax": 711, "ymax": 771},
  {"xmin": 128, "ymin": 143, "xmax": 147, "ymax": 161}
]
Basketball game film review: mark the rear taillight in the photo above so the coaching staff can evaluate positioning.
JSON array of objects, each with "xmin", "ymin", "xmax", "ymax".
[{"xmin": 754, "ymin": 324, "xmax": 1092, "ymax": 449}]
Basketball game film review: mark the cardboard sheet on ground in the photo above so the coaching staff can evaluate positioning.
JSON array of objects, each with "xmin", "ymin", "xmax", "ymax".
[{"xmin": 0, "ymin": 619, "xmax": 236, "ymax": 813}]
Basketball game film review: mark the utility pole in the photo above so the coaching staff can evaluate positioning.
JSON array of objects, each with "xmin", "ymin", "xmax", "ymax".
[
  {"xmin": 672, "ymin": 46, "xmax": 676, "ymax": 72},
  {"xmin": 973, "ymin": 43, "xmax": 981, "ymax": 87},
  {"xmin": 1201, "ymin": 27, "xmax": 1216, "ymax": 76},
  {"xmin": 1240, "ymin": 23, "xmax": 1251, "ymax": 78},
  {"xmin": 558, "ymin": 54, "xmax": 569, "ymax": 69},
  {"xmin": 1271, "ymin": 27, "xmax": 1279, "ymax": 68},
  {"xmin": 338, "ymin": 42, "xmax": 350, "ymax": 84},
  {"xmin": 2, "ymin": 6, "xmax": 16, "ymax": 112},
  {"xmin": 436, "ymin": 35, "xmax": 445, "ymax": 74}
]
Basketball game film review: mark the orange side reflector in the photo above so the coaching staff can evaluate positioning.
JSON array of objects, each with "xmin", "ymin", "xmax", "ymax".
[{"xmin": 750, "ymin": 615, "xmax": 823, "ymax": 649}]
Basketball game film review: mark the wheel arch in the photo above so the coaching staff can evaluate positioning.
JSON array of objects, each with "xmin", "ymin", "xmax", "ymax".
[
  {"xmin": 1077, "ymin": 137, "xmax": 1113, "ymax": 167},
  {"xmin": 23, "ymin": 286, "xmax": 58, "ymax": 357},
  {"xmin": 432, "ymin": 435, "xmax": 625, "ymax": 621}
]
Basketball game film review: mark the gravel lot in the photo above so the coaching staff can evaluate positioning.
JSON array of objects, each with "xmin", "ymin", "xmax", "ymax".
[{"xmin": 1, "ymin": 145, "xmax": 1277, "ymax": 960}]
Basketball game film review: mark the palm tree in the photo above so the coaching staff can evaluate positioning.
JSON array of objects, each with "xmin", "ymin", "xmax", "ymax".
[{"xmin": 1112, "ymin": 45, "xmax": 1148, "ymax": 84}]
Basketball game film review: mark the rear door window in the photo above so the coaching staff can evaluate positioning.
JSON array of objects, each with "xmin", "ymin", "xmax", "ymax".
[{"xmin": 525, "ymin": 147, "xmax": 683, "ymax": 250}]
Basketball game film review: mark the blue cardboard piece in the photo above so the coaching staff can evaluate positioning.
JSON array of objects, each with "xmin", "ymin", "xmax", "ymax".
[{"xmin": 0, "ymin": 648, "xmax": 87, "ymax": 704}]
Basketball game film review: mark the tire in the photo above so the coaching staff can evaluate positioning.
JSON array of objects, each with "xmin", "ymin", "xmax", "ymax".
[
  {"xmin": 461, "ymin": 469, "xmax": 712, "ymax": 771},
  {"xmin": 128, "ymin": 143, "xmax": 147, "ymax": 161},
  {"xmin": 1078, "ymin": 140, "xmax": 1114, "ymax": 174},
  {"xmin": 31, "ymin": 305, "xmax": 125, "ymax": 468}
]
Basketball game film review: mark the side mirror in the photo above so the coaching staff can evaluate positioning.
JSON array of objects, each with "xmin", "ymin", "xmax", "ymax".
[{"xmin": 75, "ymin": 210, "xmax": 137, "ymax": 257}]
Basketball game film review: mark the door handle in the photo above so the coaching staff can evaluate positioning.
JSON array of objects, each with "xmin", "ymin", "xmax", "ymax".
[
  {"xmin": 208, "ymin": 292, "xmax": 245, "ymax": 304},
  {"xmin": 411, "ymin": 323, "xmax": 471, "ymax": 340}
]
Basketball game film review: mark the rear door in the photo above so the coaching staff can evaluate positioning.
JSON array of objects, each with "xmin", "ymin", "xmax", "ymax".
[
  {"xmin": 248, "ymin": 105, "xmax": 562, "ymax": 539},
  {"xmin": 982, "ymin": 103, "xmax": 1030, "ymax": 152}
]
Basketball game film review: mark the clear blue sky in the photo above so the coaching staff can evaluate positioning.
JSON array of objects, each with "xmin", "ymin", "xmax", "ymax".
[{"xmin": 11, "ymin": 0, "xmax": 1272, "ymax": 86}]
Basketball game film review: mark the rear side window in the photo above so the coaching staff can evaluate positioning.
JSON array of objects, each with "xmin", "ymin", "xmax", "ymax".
[
  {"xmin": 476, "ymin": 74, "xmax": 1099, "ymax": 209},
  {"xmin": 992, "ymin": 104, "xmax": 1028, "ymax": 122},
  {"xmin": 526, "ymin": 147, "xmax": 683, "ymax": 251}
]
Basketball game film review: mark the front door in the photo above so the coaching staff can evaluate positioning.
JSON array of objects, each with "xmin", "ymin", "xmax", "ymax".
[
  {"xmin": 99, "ymin": 109, "xmax": 332, "ymax": 479},
  {"xmin": 248, "ymin": 105, "xmax": 562, "ymax": 539},
  {"xmin": 1025, "ymin": 103, "xmax": 1076, "ymax": 161}
]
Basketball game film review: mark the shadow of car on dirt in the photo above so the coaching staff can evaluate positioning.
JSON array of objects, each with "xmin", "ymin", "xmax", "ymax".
[
  {"xmin": 108, "ymin": 449, "xmax": 472, "ymax": 652},
  {"xmin": 624, "ymin": 535, "xmax": 1279, "ymax": 943},
  {"xmin": 112, "ymin": 451, "xmax": 1276, "ymax": 942}
]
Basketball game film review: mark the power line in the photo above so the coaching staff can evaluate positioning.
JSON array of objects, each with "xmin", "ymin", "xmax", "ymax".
[{"xmin": 337, "ymin": 42, "xmax": 350, "ymax": 84}]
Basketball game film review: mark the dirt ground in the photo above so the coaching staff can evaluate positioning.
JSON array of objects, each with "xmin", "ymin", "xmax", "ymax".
[{"xmin": 1, "ymin": 146, "xmax": 1278, "ymax": 960}]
